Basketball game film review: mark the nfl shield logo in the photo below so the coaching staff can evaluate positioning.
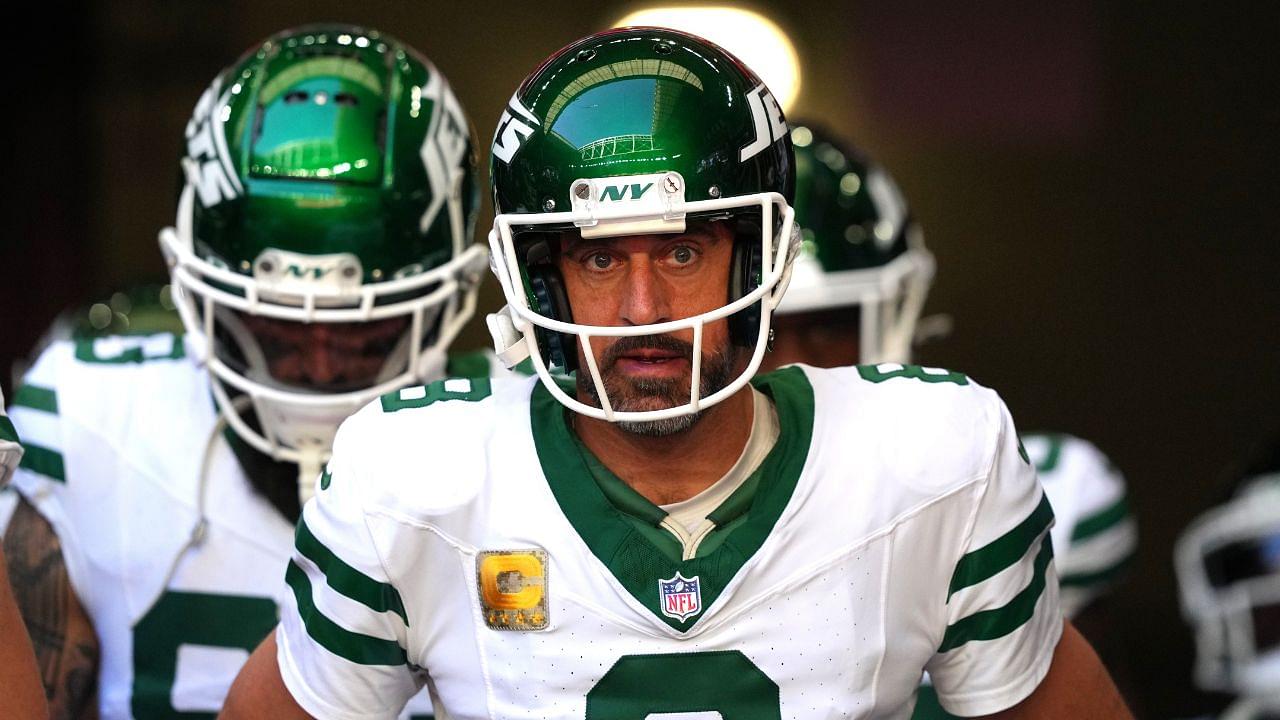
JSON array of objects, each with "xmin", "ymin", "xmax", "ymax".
[{"xmin": 658, "ymin": 572, "xmax": 703, "ymax": 622}]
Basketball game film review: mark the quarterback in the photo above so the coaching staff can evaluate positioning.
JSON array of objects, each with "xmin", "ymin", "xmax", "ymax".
[
  {"xmin": 226, "ymin": 28, "xmax": 1131, "ymax": 718},
  {"xmin": 5, "ymin": 25, "xmax": 488, "ymax": 719},
  {"xmin": 761, "ymin": 123, "xmax": 1139, "ymax": 718}
]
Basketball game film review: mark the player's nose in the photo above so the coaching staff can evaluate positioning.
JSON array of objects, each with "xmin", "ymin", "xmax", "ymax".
[{"xmin": 618, "ymin": 259, "xmax": 671, "ymax": 327}]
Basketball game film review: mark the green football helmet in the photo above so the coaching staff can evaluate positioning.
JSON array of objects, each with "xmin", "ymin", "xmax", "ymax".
[
  {"xmin": 485, "ymin": 27, "xmax": 798, "ymax": 423},
  {"xmin": 777, "ymin": 122, "xmax": 934, "ymax": 363},
  {"xmin": 159, "ymin": 25, "xmax": 484, "ymax": 492}
]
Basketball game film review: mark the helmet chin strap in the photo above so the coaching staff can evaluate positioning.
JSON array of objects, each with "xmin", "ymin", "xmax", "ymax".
[{"xmin": 294, "ymin": 440, "xmax": 327, "ymax": 507}]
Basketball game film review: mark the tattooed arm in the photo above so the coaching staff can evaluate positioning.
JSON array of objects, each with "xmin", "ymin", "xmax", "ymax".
[
  {"xmin": 0, "ymin": 541, "xmax": 48, "ymax": 718},
  {"xmin": 5, "ymin": 497, "xmax": 99, "ymax": 720}
]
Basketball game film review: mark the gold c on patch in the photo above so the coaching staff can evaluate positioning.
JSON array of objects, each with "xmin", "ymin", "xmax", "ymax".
[{"xmin": 477, "ymin": 549, "xmax": 549, "ymax": 631}]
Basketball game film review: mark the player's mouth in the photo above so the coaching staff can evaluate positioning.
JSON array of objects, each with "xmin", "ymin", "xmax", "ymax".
[{"xmin": 613, "ymin": 348, "xmax": 689, "ymax": 378}]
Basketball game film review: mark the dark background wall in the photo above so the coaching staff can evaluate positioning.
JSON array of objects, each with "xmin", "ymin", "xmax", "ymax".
[{"xmin": 2, "ymin": 2, "xmax": 1277, "ymax": 716}]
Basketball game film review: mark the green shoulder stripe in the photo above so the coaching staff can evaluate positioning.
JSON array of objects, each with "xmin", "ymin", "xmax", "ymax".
[
  {"xmin": 445, "ymin": 350, "xmax": 492, "ymax": 379},
  {"xmin": 938, "ymin": 535, "xmax": 1054, "ymax": 653},
  {"xmin": 18, "ymin": 443, "xmax": 65, "ymax": 482},
  {"xmin": 1060, "ymin": 554, "xmax": 1132, "ymax": 589},
  {"xmin": 12, "ymin": 385, "xmax": 58, "ymax": 414},
  {"xmin": 295, "ymin": 519, "xmax": 408, "ymax": 625},
  {"xmin": 285, "ymin": 561, "xmax": 408, "ymax": 666},
  {"xmin": 0, "ymin": 415, "xmax": 17, "ymax": 443},
  {"xmin": 948, "ymin": 493, "xmax": 1053, "ymax": 599},
  {"xmin": 1070, "ymin": 496, "xmax": 1129, "ymax": 543}
]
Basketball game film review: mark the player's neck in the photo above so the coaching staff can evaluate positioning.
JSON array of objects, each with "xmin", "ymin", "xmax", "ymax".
[{"xmin": 571, "ymin": 386, "xmax": 755, "ymax": 507}]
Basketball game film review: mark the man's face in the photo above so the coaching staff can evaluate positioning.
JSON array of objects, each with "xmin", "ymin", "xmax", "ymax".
[
  {"xmin": 238, "ymin": 314, "xmax": 410, "ymax": 392},
  {"xmin": 763, "ymin": 307, "xmax": 861, "ymax": 371},
  {"xmin": 556, "ymin": 220, "xmax": 745, "ymax": 433}
]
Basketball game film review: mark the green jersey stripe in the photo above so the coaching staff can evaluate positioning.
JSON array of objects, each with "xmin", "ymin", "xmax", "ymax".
[
  {"xmin": 1060, "ymin": 553, "xmax": 1132, "ymax": 589},
  {"xmin": 1032, "ymin": 434, "xmax": 1063, "ymax": 474},
  {"xmin": 12, "ymin": 385, "xmax": 58, "ymax": 414},
  {"xmin": 938, "ymin": 535, "xmax": 1054, "ymax": 653},
  {"xmin": 1070, "ymin": 496, "xmax": 1129, "ymax": 543},
  {"xmin": 948, "ymin": 493, "xmax": 1053, "ymax": 599},
  {"xmin": 285, "ymin": 561, "xmax": 408, "ymax": 666},
  {"xmin": 0, "ymin": 415, "xmax": 18, "ymax": 443},
  {"xmin": 18, "ymin": 443, "xmax": 65, "ymax": 482},
  {"xmin": 295, "ymin": 519, "xmax": 409, "ymax": 625}
]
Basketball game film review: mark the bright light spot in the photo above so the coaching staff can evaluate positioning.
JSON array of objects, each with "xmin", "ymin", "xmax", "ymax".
[
  {"xmin": 88, "ymin": 303, "xmax": 112, "ymax": 329},
  {"xmin": 338, "ymin": 34, "xmax": 353, "ymax": 45},
  {"xmin": 219, "ymin": 106, "xmax": 231, "ymax": 122},
  {"xmin": 314, "ymin": 92, "xmax": 328, "ymax": 106},
  {"xmin": 614, "ymin": 6, "xmax": 802, "ymax": 112},
  {"xmin": 230, "ymin": 83, "xmax": 242, "ymax": 95},
  {"xmin": 355, "ymin": 36, "xmax": 370, "ymax": 48},
  {"xmin": 839, "ymin": 172, "xmax": 861, "ymax": 195},
  {"xmin": 874, "ymin": 220, "xmax": 894, "ymax": 242},
  {"xmin": 354, "ymin": 159, "xmax": 369, "ymax": 169},
  {"xmin": 109, "ymin": 291, "xmax": 132, "ymax": 314},
  {"xmin": 333, "ymin": 162, "xmax": 352, "ymax": 175},
  {"xmin": 790, "ymin": 126, "xmax": 813, "ymax": 147}
]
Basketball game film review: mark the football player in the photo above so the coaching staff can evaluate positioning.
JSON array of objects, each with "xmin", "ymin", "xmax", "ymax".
[
  {"xmin": 0, "ymin": 391, "xmax": 48, "ymax": 719},
  {"xmin": 761, "ymin": 123, "xmax": 1139, "ymax": 719},
  {"xmin": 225, "ymin": 27, "xmax": 1131, "ymax": 718},
  {"xmin": 4, "ymin": 25, "xmax": 486, "ymax": 718},
  {"xmin": 1176, "ymin": 441, "xmax": 1280, "ymax": 719}
]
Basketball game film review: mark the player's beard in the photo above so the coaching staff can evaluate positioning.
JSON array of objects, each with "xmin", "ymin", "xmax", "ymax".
[{"xmin": 579, "ymin": 334, "xmax": 737, "ymax": 437}]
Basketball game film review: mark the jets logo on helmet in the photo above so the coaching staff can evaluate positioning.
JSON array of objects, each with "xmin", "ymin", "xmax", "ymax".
[
  {"xmin": 740, "ymin": 85, "xmax": 788, "ymax": 161},
  {"xmin": 183, "ymin": 77, "xmax": 243, "ymax": 208},
  {"xmin": 491, "ymin": 93, "xmax": 538, "ymax": 164}
]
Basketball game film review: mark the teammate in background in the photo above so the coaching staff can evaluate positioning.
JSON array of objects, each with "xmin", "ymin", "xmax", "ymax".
[
  {"xmin": 0, "ymin": 390, "xmax": 48, "ymax": 719},
  {"xmin": 225, "ymin": 28, "xmax": 1130, "ymax": 719},
  {"xmin": 763, "ymin": 122, "xmax": 1139, "ymax": 718},
  {"xmin": 5, "ymin": 25, "xmax": 487, "ymax": 718},
  {"xmin": 1176, "ymin": 440, "xmax": 1280, "ymax": 720}
]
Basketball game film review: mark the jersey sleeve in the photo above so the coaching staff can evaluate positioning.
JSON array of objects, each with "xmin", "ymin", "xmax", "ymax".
[
  {"xmin": 276, "ymin": 411, "xmax": 422, "ymax": 720},
  {"xmin": 1055, "ymin": 440, "xmax": 1136, "ymax": 617},
  {"xmin": 926, "ymin": 398, "xmax": 1064, "ymax": 716},
  {"xmin": 0, "ymin": 389, "xmax": 22, "ymax": 486}
]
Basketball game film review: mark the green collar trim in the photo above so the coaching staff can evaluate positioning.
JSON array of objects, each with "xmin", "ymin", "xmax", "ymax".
[{"xmin": 530, "ymin": 367, "xmax": 815, "ymax": 631}]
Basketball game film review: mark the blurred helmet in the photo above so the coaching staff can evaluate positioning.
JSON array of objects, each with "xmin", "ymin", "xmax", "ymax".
[
  {"xmin": 485, "ymin": 27, "xmax": 798, "ymax": 423},
  {"xmin": 776, "ymin": 122, "xmax": 934, "ymax": 363},
  {"xmin": 159, "ymin": 25, "xmax": 485, "ymax": 489},
  {"xmin": 1176, "ymin": 465, "xmax": 1280, "ymax": 698}
]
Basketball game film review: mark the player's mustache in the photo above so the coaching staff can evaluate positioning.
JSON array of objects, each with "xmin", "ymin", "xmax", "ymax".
[{"xmin": 600, "ymin": 335, "xmax": 693, "ymax": 371}]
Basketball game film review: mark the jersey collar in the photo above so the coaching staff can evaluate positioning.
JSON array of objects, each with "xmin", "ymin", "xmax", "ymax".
[{"xmin": 530, "ymin": 366, "xmax": 815, "ymax": 632}]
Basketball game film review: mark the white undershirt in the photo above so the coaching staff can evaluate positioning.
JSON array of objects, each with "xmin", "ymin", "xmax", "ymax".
[{"xmin": 659, "ymin": 387, "xmax": 780, "ymax": 538}]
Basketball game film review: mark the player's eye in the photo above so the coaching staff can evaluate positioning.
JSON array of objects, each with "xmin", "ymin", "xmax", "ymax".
[
  {"xmin": 666, "ymin": 244, "xmax": 699, "ymax": 267},
  {"xmin": 584, "ymin": 251, "xmax": 614, "ymax": 271}
]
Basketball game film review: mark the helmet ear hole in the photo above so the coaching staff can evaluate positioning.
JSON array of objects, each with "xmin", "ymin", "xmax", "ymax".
[
  {"xmin": 727, "ymin": 217, "xmax": 764, "ymax": 347},
  {"xmin": 527, "ymin": 263, "xmax": 578, "ymax": 373}
]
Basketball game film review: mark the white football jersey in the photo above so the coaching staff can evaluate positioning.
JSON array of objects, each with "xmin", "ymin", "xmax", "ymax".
[
  {"xmin": 1023, "ymin": 433, "xmax": 1136, "ymax": 618},
  {"xmin": 278, "ymin": 363, "xmax": 1063, "ymax": 719},
  {"xmin": 6, "ymin": 333, "xmax": 450, "ymax": 719},
  {"xmin": 0, "ymin": 387, "xmax": 21, "ymax": 486}
]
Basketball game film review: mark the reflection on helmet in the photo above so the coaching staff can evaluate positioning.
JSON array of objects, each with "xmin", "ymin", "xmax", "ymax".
[
  {"xmin": 158, "ymin": 24, "xmax": 487, "ymax": 493},
  {"xmin": 776, "ymin": 122, "xmax": 935, "ymax": 364},
  {"xmin": 486, "ymin": 27, "xmax": 799, "ymax": 426}
]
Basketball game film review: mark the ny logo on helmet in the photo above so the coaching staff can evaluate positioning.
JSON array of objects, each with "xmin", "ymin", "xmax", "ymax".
[{"xmin": 598, "ymin": 182, "xmax": 653, "ymax": 202}]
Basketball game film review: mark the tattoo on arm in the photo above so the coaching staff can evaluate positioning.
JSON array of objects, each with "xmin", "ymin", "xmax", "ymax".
[{"xmin": 4, "ymin": 497, "xmax": 99, "ymax": 719}]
